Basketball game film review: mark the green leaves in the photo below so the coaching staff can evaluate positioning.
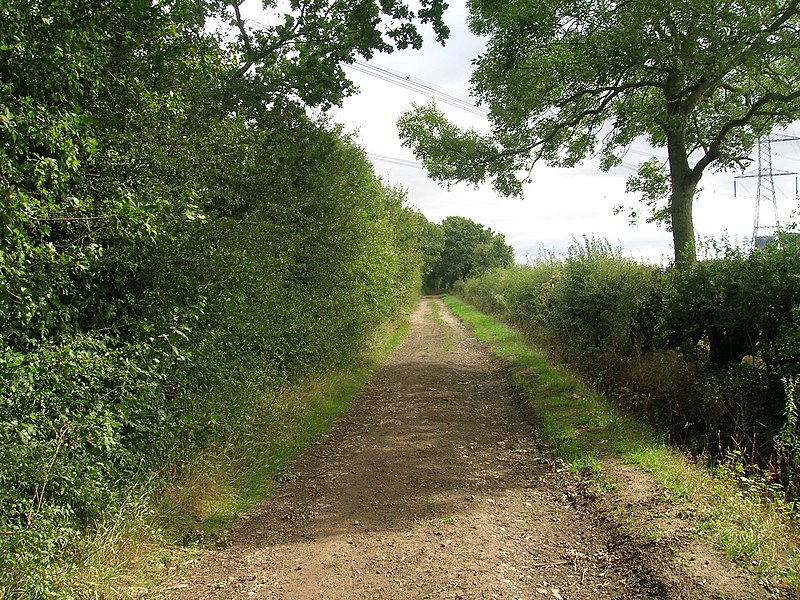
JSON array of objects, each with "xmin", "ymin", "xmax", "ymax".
[
  {"xmin": 422, "ymin": 216, "xmax": 514, "ymax": 291},
  {"xmin": 227, "ymin": 0, "xmax": 449, "ymax": 110},
  {"xmin": 400, "ymin": 0, "xmax": 800, "ymax": 266},
  {"xmin": 455, "ymin": 239, "xmax": 800, "ymax": 500},
  {"xmin": 397, "ymin": 102, "xmax": 523, "ymax": 195},
  {"xmin": 622, "ymin": 159, "xmax": 671, "ymax": 228},
  {"xmin": 0, "ymin": 0, "xmax": 441, "ymax": 593},
  {"xmin": 0, "ymin": 98, "xmax": 430, "ymax": 592}
]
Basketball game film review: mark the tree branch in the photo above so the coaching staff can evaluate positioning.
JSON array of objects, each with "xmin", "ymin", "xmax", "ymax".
[
  {"xmin": 765, "ymin": 0, "xmax": 800, "ymax": 34},
  {"xmin": 555, "ymin": 78, "xmax": 662, "ymax": 109},
  {"xmin": 682, "ymin": 0, "xmax": 800, "ymax": 109},
  {"xmin": 230, "ymin": 0, "xmax": 253, "ymax": 58},
  {"xmin": 27, "ymin": 214, "xmax": 113, "ymax": 223},
  {"xmin": 232, "ymin": 1, "xmax": 307, "ymax": 78},
  {"xmin": 488, "ymin": 84, "xmax": 626, "ymax": 168},
  {"xmin": 693, "ymin": 89, "xmax": 800, "ymax": 176}
]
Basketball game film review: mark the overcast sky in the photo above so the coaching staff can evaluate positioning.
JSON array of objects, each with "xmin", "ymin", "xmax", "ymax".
[{"xmin": 255, "ymin": 1, "xmax": 800, "ymax": 264}]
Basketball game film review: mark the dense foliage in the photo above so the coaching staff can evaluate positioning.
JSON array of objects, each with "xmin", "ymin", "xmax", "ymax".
[
  {"xmin": 422, "ymin": 216, "xmax": 514, "ymax": 291},
  {"xmin": 0, "ymin": 0, "xmax": 442, "ymax": 595},
  {"xmin": 399, "ymin": 0, "xmax": 800, "ymax": 266},
  {"xmin": 456, "ymin": 237, "xmax": 800, "ymax": 498}
]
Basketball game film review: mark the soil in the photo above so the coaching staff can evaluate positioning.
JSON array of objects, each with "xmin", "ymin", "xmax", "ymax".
[{"xmin": 161, "ymin": 297, "xmax": 770, "ymax": 600}]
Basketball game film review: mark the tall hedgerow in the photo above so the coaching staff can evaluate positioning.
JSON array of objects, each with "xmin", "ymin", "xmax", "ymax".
[
  {"xmin": 0, "ymin": 1, "xmax": 434, "ymax": 594},
  {"xmin": 455, "ymin": 236, "xmax": 800, "ymax": 498}
]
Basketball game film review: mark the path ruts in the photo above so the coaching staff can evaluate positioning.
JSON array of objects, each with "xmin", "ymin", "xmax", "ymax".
[{"xmin": 162, "ymin": 297, "xmax": 765, "ymax": 600}]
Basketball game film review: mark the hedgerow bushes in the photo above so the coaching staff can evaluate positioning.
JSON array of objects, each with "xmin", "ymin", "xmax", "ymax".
[
  {"xmin": 1, "ymin": 112, "xmax": 426, "ymax": 595},
  {"xmin": 456, "ymin": 236, "xmax": 800, "ymax": 496},
  {"xmin": 0, "ymin": 2, "xmax": 431, "ymax": 595}
]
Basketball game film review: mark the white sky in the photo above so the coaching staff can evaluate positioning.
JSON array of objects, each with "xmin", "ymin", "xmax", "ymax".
[{"xmin": 250, "ymin": 0, "xmax": 800, "ymax": 264}]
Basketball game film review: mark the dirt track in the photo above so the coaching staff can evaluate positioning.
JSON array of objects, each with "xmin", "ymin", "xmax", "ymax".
[{"xmin": 162, "ymin": 297, "xmax": 768, "ymax": 599}]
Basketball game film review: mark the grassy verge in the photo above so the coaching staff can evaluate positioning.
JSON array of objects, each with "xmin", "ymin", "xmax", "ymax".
[
  {"xmin": 76, "ymin": 318, "xmax": 411, "ymax": 598},
  {"xmin": 443, "ymin": 294, "xmax": 800, "ymax": 594}
]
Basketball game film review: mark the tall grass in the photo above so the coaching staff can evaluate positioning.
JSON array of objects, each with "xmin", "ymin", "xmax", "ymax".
[
  {"xmin": 57, "ymin": 319, "xmax": 412, "ymax": 598},
  {"xmin": 444, "ymin": 294, "xmax": 800, "ymax": 593},
  {"xmin": 455, "ymin": 236, "xmax": 800, "ymax": 486}
]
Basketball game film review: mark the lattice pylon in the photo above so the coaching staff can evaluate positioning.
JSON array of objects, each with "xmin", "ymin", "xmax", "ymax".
[{"xmin": 753, "ymin": 136, "xmax": 781, "ymax": 247}]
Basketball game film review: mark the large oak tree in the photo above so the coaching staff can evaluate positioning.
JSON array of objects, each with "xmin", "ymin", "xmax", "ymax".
[{"xmin": 398, "ymin": 0, "xmax": 800, "ymax": 267}]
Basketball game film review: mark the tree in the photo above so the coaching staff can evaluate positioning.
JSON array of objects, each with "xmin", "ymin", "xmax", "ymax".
[
  {"xmin": 0, "ymin": 0, "xmax": 451, "ymax": 344},
  {"xmin": 420, "ymin": 219, "xmax": 446, "ymax": 289},
  {"xmin": 398, "ymin": 1, "xmax": 800, "ymax": 267},
  {"xmin": 473, "ymin": 234, "xmax": 516, "ymax": 273},
  {"xmin": 225, "ymin": 0, "xmax": 449, "ymax": 111},
  {"xmin": 426, "ymin": 216, "xmax": 514, "ymax": 290}
]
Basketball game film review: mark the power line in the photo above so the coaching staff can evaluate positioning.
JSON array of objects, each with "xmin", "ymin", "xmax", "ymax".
[
  {"xmin": 346, "ymin": 60, "xmax": 489, "ymax": 117},
  {"xmin": 355, "ymin": 60, "xmax": 476, "ymax": 106},
  {"xmin": 239, "ymin": 12, "xmax": 486, "ymax": 118},
  {"xmin": 367, "ymin": 152, "xmax": 424, "ymax": 169},
  {"xmin": 626, "ymin": 148, "xmax": 664, "ymax": 158},
  {"xmin": 348, "ymin": 63, "xmax": 487, "ymax": 117}
]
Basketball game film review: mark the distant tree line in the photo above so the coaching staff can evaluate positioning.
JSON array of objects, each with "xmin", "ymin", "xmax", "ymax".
[{"xmin": 421, "ymin": 216, "xmax": 515, "ymax": 292}]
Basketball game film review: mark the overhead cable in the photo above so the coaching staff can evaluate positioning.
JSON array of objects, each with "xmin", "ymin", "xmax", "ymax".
[
  {"xmin": 346, "ymin": 60, "xmax": 489, "ymax": 117},
  {"xmin": 368, "ymin": 152, "xmax": 425, "ymax": 169}
]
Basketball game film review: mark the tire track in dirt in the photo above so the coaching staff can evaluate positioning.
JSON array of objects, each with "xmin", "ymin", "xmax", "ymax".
[{"xmin": 162, "ymin": 297, "xmax": 765, "ymax": 599}]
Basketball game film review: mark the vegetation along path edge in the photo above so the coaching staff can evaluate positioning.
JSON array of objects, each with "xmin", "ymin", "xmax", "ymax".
[{"xmin": 162, "ymin": 297, "xmax": 771, "ymax": 599}]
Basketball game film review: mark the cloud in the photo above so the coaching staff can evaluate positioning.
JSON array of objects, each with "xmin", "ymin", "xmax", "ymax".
[{"xmin": 330, "ymin": 1, "xmax": 799, "ymax": 262}]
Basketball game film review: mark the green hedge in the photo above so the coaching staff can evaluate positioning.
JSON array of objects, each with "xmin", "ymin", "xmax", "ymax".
[
  {"xmin": 456, "ymin": 236, "xmax": 800, "ymax": 496},
  {"xmin": 1, "ymin": 76, "xmax": 425, "ymax": 600},
  {"xmin": 0, "ymin": 2, "xmax": 436, "ymax": 594}
]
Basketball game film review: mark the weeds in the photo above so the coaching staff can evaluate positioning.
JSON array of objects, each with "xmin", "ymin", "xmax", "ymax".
[
  {"xmin": 443, "ymin": 294, "xmax": 800, "ymax": 592},
  {"xmin": 13, "ymin": 317, "xmax": 414, "ymax": 598},
  {"xmin": 776, "ymin": 377, "xmax": 800, "ymax": 502},
  {"xmin": 427, "ymin": 300, "xmax": 447, "ymax": 327}
]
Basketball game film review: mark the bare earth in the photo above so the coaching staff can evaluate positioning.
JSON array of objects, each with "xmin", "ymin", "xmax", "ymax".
[{"xmin": 162, "ymin": 297, "xmax": 769, "ymax": 600}]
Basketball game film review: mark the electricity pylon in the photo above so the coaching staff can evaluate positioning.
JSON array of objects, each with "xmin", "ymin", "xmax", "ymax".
[{"xmin": 734, "ymin": 134, "xmax": 799, "ymax": 249}]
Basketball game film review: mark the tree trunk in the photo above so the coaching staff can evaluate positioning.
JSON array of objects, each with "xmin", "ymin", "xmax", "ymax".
[
  {"xmin": 669, "ymin": 177, "xmax": 698, "ymax": 268},
  {"xmin": 666, "ymin": 121, "xmax": 700, "ymax": 268}
]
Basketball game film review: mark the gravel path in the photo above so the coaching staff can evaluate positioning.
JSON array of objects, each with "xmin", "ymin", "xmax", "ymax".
[{"xmin": 162, "ymin": 297, "xmax": 767, "ymax": 600}]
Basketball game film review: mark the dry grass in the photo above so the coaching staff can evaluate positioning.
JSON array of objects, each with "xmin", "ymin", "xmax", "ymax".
[{"xmin": 70, "ymin": 319, "xmax": 412, "ymax": 598}]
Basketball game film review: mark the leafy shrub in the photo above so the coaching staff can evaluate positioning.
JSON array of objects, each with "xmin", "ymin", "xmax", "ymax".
[
  {"xmin": 1, "ymin": 88, "xmax": 426, "ymax": 600},
  {"xmin": 0, "ymin": 335, "xmax": 171, "ymax": 595},
  {"xmin": 776, "ymin": 378, "xmax": 800, "ymax": 502},
  {"xmin": 659, "ymin": 252, "xmax": 758, "ymax": 365},
  {"xmin": 454, "ymin": 236, "xmax": 800, "ymax": 498},
  {"xmin": 0, "ymin": 0, "xmax": 438, "ymax": 594},
  {"xmin": 460, "ymin": 238, "xmax": 665, "ymax": 384},
  {"xmin": 654, "ymin": 237, "xmax": 800, "ymax": 460},
  {"xmin": 546, "ymin": 237, "xmax": 665, "ymax": 360},
  {"xmin": 661, "ymin": 237, "xmax": 800, "ymax": 373}
]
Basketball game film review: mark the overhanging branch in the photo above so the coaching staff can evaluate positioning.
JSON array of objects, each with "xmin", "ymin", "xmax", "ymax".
[{"xmin": 693, "ymin": 89, "xmax": 800, "ymax": 176}]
